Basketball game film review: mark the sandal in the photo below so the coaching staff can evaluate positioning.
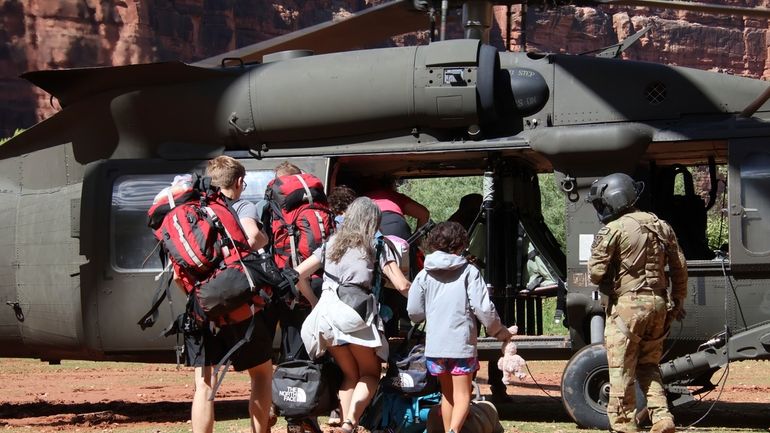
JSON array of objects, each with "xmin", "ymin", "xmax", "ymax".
[{"xmin": 335, "ymin": 419, "xmax": 355, "ymax": 433}]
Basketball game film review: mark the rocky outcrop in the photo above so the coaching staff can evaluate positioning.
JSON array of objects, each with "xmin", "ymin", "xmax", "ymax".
[
  {"xmin": 497, "ymin": 2, "xmax": 770, "ymax": 78},
  {"xmin": 1, "ymin": 0, "xmax": 769, "ymax": 137}
]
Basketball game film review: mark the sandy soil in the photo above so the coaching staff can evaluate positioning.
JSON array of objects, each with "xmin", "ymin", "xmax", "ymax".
[{"xmin": 0, "ymin": 358, "xmax": 768, "ymax": 432}]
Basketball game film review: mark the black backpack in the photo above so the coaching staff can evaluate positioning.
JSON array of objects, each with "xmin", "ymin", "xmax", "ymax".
[
  {"xmin": 381, "ymin": 343, "xmax": 438, "ymax": 397},
  {"xmin": 380, "ymin": 325, "xmax": 438, "ymax": 397},
  {"xmin": 272, "ymin": 358, "xmax": 342, "ymax": 418}
]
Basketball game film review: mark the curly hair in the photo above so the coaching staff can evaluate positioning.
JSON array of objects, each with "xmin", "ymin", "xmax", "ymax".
[
  {"xmin": 328, "ymin": 185, "xmax": 357, "ymax": 216},
  {"xmin": 328, "ymin": 197, "xmax": 381, "ymax": 263},
  {"xmin": 425, "ymin": 221, "xmax": 468, "ymax": 255}
]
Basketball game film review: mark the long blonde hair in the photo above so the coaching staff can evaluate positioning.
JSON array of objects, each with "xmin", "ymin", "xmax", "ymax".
[{"xmin": 328, "ymin": 197, "xmax": 381, "ymax": 263}]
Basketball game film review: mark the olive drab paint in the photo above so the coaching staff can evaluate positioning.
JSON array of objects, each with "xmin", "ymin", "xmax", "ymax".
[{"xmin": 2, "ymin": 2, "xmax": 770, "ymax": 431}]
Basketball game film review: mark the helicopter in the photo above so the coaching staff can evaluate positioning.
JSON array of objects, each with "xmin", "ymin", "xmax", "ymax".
[{"xmin": 2, "ymin": 0, "xmax": 770, "ymax": 430}]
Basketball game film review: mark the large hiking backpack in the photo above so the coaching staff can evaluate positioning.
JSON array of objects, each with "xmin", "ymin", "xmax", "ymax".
[
  {"xmin": 263, "ymin": 173, "xmax": 335, "ymax": 269},
  {"xmin": 139, "ymin": 174, "xmax": 295, "ymax": 328},
  {"xmin": 139, "ymin": 174, "xmax": 298, "ymax": 401}
]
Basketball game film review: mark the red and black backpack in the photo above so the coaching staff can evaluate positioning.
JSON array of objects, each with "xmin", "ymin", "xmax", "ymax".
[
  {"xmin": 140, "ymin": 175, "xmax": 295, "ymax": 328},
  {"xmin": 263, "ymin": 173, "xmax": 335, "ymax": 271},
  {"xmin": 139, "ymin": 174, "xmax": 299, "ymax": 399}
]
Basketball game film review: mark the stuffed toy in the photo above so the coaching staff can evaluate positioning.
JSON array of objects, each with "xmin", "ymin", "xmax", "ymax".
[{"xmin": 497, "ymin": 326, "xmax": 526, "ymax": 385}]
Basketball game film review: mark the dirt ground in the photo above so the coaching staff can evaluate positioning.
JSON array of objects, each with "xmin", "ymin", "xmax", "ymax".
[{"xmin": 0, "ymin": 358, "xmax": 768, "ymax": 432}]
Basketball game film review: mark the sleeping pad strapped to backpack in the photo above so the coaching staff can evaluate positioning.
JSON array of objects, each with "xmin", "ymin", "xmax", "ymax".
[
  {"xmin": 263, "ymin": 172, "xmax": 335, "ymax": 272},
  {"xmin": 140, "ymin": 174, "xmax": 297, "ymax": 328}
]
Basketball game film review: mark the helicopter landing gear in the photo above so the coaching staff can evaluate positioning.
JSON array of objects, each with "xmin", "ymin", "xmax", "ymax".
[
  {"xmin": 561, "ymin": 344, "xmax": 647, "ymax": 430},
  {"xmin": 561, "ymin": 344, "xmax": 611, "ymax": 430}
]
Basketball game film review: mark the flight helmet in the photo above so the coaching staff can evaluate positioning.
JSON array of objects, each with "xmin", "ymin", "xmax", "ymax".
[{"xmin": 587, "ymin": 173, "xmax": 644, "ymax": 223}]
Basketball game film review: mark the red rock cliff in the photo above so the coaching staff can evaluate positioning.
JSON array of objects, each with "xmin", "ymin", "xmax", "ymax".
[{"xmin": 1, "ymin": 0, "xmax": 769, "ymax": 136}]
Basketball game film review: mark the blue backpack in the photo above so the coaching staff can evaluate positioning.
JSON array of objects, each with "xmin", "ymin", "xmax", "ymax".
[{"xmin": 360, "ymin": 389, "xmax": 441, "ymax": 433}]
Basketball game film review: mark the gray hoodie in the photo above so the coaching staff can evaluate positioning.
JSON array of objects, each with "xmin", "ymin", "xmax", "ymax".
[{"xmin": 407, "ymin": 251, "xmax": 509, "ymax": 358}]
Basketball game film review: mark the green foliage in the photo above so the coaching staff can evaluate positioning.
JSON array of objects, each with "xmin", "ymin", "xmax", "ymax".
[
  {"xmin": 538, "ymin": 173, "xmax": 566, "ymax": 250},
  {"xmin": 399, "ymin": 176, "xmax": 482, "ymax": 223},
  {"xmin": 542, "ymin": 296, "xmax": 569, "ymax": 335},
  {"xmin": 0, "ymin": 128, "xmax": 24, "ymax": 145},
  {"xmin": 399, "ymin": 175, "xmax": 566, "ymax": 250}
]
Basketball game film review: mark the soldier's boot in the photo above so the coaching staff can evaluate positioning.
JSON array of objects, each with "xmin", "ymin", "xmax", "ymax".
[{"xmin": 649, "ymin": 417, "xmax": 675, "ymax": 433}]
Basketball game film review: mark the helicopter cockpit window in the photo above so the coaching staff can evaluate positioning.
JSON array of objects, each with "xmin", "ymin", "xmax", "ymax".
[{"xmin": 110, "ymin": 170, "xmax": 275, "ymax": 272}]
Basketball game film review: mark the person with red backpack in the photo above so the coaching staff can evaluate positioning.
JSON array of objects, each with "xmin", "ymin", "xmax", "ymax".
[
  {"xmin": 259, "ymin": 161, "xmax": 335, "ymax": 433},
  {"xmin": 183, "ymin": 156, "xmax": 275, "ymax": 433}
]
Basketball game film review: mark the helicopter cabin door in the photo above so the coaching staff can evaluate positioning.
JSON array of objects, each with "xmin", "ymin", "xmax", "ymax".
[
  {"xmin": 727, "ymin": 138, "xmax": 770, "ymax": 267},
  {"xmin": 98, "ymin": 156, "xmax": 330, "ymax": 359}
]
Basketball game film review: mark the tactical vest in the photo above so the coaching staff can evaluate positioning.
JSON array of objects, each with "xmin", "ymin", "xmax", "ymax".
[{"xmin": 612, "ymin": 212, "xmax": 670, "ymax": 296}]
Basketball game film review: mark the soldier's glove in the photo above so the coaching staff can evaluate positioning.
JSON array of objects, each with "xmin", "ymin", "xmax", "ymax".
[{"xmin": 670, "ymin": 298, "xmax": 686, "ymax": 321}]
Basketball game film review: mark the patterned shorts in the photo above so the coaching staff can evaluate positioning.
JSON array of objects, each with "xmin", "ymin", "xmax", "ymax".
[{"xmin": 426, "ymin": 357, "xmax": 480, "ymax": 376}]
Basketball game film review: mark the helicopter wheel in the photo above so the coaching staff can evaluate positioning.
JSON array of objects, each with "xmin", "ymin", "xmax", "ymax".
[
  {"xmin": 561, "ymin": 344, "xmax": 611, "ymax": 429},
  {"xmin": 561, "ymin": 344, "xmax": 648, "ymax": 430}
]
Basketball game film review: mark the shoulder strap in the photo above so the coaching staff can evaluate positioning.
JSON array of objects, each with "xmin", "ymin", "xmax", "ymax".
[
  {"xmin": 293, "ymin": 174, "xmax": 315, "ymax": 206},
  {"xmin": 209, "ymin": 313, "xmax": 258, "ymax": 401},
  {"xmin": 137, "ymin": 258, "xmax": 174, "ymax": 330},
  {"xmin": 372, "ymin": 235, "xmax": 385, "ymax": 302}
]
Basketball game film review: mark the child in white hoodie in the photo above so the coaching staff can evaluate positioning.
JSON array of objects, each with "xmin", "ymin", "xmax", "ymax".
[{"xmin": 407, "ymin": 221, "xmax": 511, "ymax": 433}]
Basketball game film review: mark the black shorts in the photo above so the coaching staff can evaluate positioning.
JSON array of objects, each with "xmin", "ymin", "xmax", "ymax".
[
  {"xmin": 184, "ymin": 312, "xmax": 273, "ymax": 371},
  {"xmin": 380, "ymin": 211, "xmax": 411, "ymax": 240}
]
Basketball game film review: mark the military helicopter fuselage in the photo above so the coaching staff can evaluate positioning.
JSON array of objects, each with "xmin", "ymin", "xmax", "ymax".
[{"xmin": 2, "ymin": 12, "xmax": 770, "ymax": 429}]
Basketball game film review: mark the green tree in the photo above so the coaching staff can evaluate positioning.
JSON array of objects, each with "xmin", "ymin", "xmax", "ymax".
[
  {"xmin": 400, "ymin": 174, "xmax": 566, "ymax": 249},
  {"xmin": 538, "ymin": 173, "xmax": 566, "ymax": 250},
  {"xmin": 399, "ymin": 176, "xmax": 482, "ymax": 223}
]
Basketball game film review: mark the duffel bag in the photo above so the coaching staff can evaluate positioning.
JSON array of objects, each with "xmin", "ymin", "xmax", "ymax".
[{"xmin": 272, "ymin": 359, "xmax": 342, "ymax": 418}]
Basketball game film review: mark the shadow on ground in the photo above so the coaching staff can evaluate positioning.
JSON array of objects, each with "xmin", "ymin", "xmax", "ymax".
[{"xmin": 0, "ymin": 397, "xmax": 767, "ymax": 430}]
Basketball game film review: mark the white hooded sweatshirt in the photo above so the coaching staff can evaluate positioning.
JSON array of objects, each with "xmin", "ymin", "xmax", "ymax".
[{"xmin": 407, "ymin": 251, "xmax": 509, "ymax": 358}]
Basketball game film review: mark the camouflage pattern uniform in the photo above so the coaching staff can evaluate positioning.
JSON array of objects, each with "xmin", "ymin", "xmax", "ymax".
[{"xmin": 588, "ymin": 211, "xmax": 687, "ymax": 433}]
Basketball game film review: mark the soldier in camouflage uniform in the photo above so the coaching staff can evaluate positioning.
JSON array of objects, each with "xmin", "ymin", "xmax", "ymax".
[{"xmin": 587, "ymin": 173, "xmax": 688, "ymax": 433}]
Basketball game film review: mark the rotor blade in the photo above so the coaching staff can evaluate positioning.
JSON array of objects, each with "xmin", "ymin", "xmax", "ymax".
[
  {"xmin": 23, "ymin": 62, "xmax": 235, "ymax": 107},
  {"xmin": 595, "ymin": 0, "xmax": 770, "ymax": 18},
  {"xmin": 740, "ymin": 85, "xmax": 770, "ymax": 118},
  {"xmin": 193, "ymin": 0, "xmax": 429, "ymax": 68}
]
